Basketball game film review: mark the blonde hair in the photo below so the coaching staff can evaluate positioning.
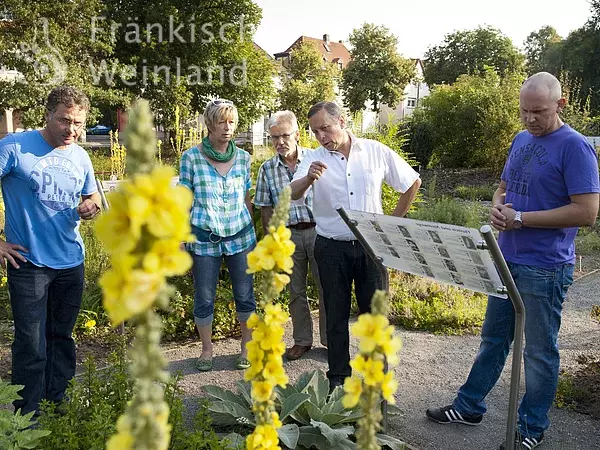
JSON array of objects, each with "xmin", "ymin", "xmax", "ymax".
[{"xmin": 203, "ymin": 100, "xmax": 238, "ymax": 134}]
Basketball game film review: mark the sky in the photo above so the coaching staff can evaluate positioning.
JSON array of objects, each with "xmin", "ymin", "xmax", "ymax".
[{"xmin": 252, "ymin": 0, "xmax": 595, "ymax": 58}]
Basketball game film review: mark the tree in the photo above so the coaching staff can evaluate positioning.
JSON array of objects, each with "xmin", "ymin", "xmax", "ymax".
[
  {"xmin": 279, "ymin": 42, "xmax": 338, "ymax": 127},
  {"xmin": 523, "ymin": 26, "xmax": 563, "ymax": 75},
  {"xmin": 341, "ymin": 23, "xmax": 415, "ymax": 113},
  {"xmin": 0, "ymin": 0, "xmax": 129, "ymax": 127},
  {"xmin": 423, "ymin": 26, "xmax": 525, "ymax": 86},
  {"xmin": 415, "ymin": 70, "xmax": 523, "ymax": 172},
  {"xmin": 556, "ymin": 2, "xmax": 600, "ymax": 114},
  {"xmin": 0, "ymin": 0, "xmax": 277, "ymax": 132}
]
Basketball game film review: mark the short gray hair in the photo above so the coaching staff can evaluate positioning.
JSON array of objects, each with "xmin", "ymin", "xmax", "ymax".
[
  {"xmin": 522, "ymin": 72, "xmax": 562, "ymax": 101},
  {"xmin": 307, "ymin": 101, "xmax": 343, "ymax": 120},
  {"xmin": 203, "ymin": 99, "xmax": 238, "ymax": 133},
  {"xmin": 267, "ymin": 110, "xmax": 298, "ymax": 131}
]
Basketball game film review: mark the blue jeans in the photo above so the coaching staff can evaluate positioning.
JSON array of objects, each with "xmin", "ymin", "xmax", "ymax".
[
  {"xmin": 453, "ymin": 262, "xmax": 574, "ymax": 438},
  {"xmin": 190, "ymin": 247, "xmax": 256, "ymax": 326},
  {"xmin": 8, "ymin": 261, "xmax": 84, "ymax": 415}
]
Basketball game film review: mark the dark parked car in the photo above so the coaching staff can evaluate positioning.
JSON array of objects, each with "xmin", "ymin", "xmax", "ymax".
[{"xmin": 86, "ymin": 124, "xmax": 112, "ymax": 135}]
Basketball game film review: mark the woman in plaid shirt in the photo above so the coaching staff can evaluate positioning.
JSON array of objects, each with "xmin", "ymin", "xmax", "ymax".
[{"xmin": 179, "ymin": 99, "xmax": 256, "ymax": 372}]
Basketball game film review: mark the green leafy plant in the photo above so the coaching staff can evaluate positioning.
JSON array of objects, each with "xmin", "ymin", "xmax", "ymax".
[
  {"xmin": 0, "ymin": 380, "xmax": 50, "ymax": 449},
  {"xmin": 409, "ymin": 197, "xmax": 482, "ymax": 229},
  {"xmin": 389, "ymin": 272, "xmax": 488, "ymax": 335},
  {"xmin": 203, "ymin": 370, "xmax": 405, "ymax": 449},
  {"xmin": 454, "ymin": 185, "xmax": 497, "ymax": 201}
]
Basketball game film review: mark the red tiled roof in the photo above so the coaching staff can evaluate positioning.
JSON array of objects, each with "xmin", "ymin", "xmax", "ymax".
[{"xmin": 274, "ymin": 35, "xmax": 351, "ymax": 69}]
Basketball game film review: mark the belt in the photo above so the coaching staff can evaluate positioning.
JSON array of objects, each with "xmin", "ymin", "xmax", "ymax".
[
  {"xmin": 288, "ymin": 222, "xmax": 316, "ymax": 230},
  {"xmin": 191, "ymin": 222, "xmax": 253, "ymax": 244}
]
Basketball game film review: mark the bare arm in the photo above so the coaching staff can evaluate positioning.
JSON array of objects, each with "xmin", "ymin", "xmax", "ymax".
[
  {"xmin": 391, "ymin": 178, "xmax": 422, "ymax": 217},
  {"xmin": 260, "ymin": 206, "xmax": 274, "ymax": 234}
]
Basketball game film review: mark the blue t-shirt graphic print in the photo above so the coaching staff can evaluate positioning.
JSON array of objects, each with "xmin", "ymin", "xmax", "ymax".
[
  {"xmin": 0, "ymin": 130, "xmax": 97, "ymax": 269},
  {"xmin": 499, "ymin": 125, "xmax": 600, "ymax": 268}
]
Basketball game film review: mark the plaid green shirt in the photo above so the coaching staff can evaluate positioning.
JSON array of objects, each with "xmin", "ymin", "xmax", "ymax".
[
  {"xmin": 179, "ymin": 145, "xmax": 256, "ymax": 256},
  {"xmin": 253, "ymin": 147, "xmax": 314, "ymax": 225}
]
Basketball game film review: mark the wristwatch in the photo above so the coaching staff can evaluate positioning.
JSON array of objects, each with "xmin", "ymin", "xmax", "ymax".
[{"xmin": 513, "ymin": 211, "xmax": 523, "ymax": 230}]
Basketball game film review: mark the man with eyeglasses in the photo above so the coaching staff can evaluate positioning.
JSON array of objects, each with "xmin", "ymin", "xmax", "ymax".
[
  {"xmin": 254, "ymin": 110, "xmax": 326, "ymax": 361},
  {"xmin": 290, "ymin": 101, "xmax": 421, "ymax": 393},
  {"xmin": 0, "ymin": 85, "xmax": 101, "ymax": 415}
]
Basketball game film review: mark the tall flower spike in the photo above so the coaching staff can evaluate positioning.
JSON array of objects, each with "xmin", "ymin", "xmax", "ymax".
[
  {"xmin": 344, "ymin": 289, "xmax": 401, "ymax": 450},
  {"xmin": 99, "ymin": 100, "xmax": 193, "ymax": 450},
  {"xmin": 244, "ymin": 186, "xmax": 294, "ymax": 450},
  {"xmin": 125, "ymin": 100, "xmax": 157, "ymax": 175}
]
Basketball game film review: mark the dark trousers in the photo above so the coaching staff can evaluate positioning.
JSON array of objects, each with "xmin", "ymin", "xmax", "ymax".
[
  {"xmin": 8, "ymin": 261, "xmax": 84, "ymax": 414},
  {"xmin": 314, "ymin": 235, "xmax": 382, "ymax": 382}
]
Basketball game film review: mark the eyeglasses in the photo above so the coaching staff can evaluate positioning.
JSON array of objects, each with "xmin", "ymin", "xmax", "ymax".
[
  {"xmin": 270, "ymin": 130, "xmax": 298, "ymax": 141},
  {"xmin": 49, "ymin": 111, "xmax": 85, "ymax": 131},
  {"xmin": 209, "ymin": 99, "xmax": 234, "ymax": 107}
]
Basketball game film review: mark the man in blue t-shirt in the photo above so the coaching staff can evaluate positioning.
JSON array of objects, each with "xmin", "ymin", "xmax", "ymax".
[
  {"xmin": 426, "ymin": 72, "xmax": 600, "ymax": 449},
  {"xmin": 0, "ymin": 86, "xmax": 101, "ymax": 415}
]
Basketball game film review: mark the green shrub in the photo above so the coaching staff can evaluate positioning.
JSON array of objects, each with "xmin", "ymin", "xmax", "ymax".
[
  {"xmin": 389, "ymin": 273, "xmax": 487, "ymax": 334},
  {"xmin": 454, "ymin": 185, "xmax": 496, "ymax": 201},
  {"xmin": 203, "ymin": 369, "xmax": 405, "ymax": 450},
  {"xmin": 418, "ymin": 69, "xmax": 523, "ymax": 173},
  {"xmin": 409, "ymin": 197, "xmax": 482, "ymax": 229},
  {"xmin": 402, "ymin": 114, "xmax": 435, "ymax": 167},
  {"xmin": 577, "ymin": 231, "xmax": 600, "ymax": 254},
  {"xmin": 0, "ymin": 380, "xmax": 50, "ymax": 449}
]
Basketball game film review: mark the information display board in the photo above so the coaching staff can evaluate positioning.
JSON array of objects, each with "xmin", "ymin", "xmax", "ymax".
[{"xmin": 343, "ymin": 209, "xmax": 506, "ymax": 298}]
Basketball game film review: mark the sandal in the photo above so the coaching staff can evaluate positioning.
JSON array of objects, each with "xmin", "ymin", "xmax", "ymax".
[
  {"xmin": 235, "ymin": 356, "xmax": 251, "ymax": 370},
  {"xmin": 196, "ymin": 357, "xmax": 213, "ymax": 372}
]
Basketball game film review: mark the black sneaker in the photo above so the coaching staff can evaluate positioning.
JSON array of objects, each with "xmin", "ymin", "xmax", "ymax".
[
  {"xmin": 499, "ymin": 432, "xmax": 544, "ymax": 450},
  {"xmin": 426, "ymin": 405, "xmax": 483, "ymax": 426}
]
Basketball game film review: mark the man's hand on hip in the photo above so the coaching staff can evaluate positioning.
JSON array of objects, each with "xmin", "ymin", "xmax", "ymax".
[{"xmin": 0, "ymin": 240, "xmax": 28, "ymax": 269}]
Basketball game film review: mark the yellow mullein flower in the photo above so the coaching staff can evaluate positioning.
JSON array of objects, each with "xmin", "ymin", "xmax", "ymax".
[
  {"xmin": 94, "ymin": 192, "xmax": 142, "ymax": 256},
  {"xmin": 263, "ymin": 303, "xmax": 288, "ymax": 326},
  {"xmin": 381, "ymin": 371, "xmax": 398, "ymax": 404},
  {"xmin": 263, "ymin": 359, "xmax": 288, "ymax": 387},
  {"xmin": 380, "ymin": 335, "xmax": 402, "ymax": 365},
  {"xmin": 84, "ymin": 319, "xmax": 96, "ymax": 329},
  {"xmin": 271, "ymin": 411, "xmax": 283, "ymax": 428},
  {"xmin": 342, "ymin": 376, "xmax": 363, "ymax": 408},
  {"xmin": 143, "ymin": 239, "xmax": 192, "ymax": 276},
  {"xmin": 272, "ymin": 273, "xmax": 290, "ymax": 293},
  {"xmin": 106, "ymin": 431, "xmax": 134, "ymax": 450},
  {"xmin": 251, "ymin": 380, "xmax": 274, "ymax": 403},
  {"xmin": 351, "ymin": 314, "xmax": 389, "ymax": 353},
  {"xmin": 0, "ymin": 276, "xmax": 7, "ymax": 287},
  {"xmin": 247, "ymin": 312, "xmax": 260, "ymax": 329},
  {"xmin": 100, "ymin": 256, "xmax": 164, "ymax": 325},
  {"xmin": 350, "ymin": 354, "xmax": 368, "ymax": 374},
  {"xmin": 362, "ymin": 358, "xmax": 385, "ymax": 387}
]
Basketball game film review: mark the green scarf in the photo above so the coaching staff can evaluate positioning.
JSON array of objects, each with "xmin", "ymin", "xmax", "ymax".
[{"xmin": 201, "ymin": 136, "xmax": 237, "ymax": 162}]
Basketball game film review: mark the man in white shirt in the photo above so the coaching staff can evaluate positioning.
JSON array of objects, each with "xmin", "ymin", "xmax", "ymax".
[{"xmin": 290, "ymin": 101, "xmax": 421, "ymax": 391}]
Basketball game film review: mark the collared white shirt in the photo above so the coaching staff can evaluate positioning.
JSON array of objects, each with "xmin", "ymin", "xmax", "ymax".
[{"xmin": 292, "ymin": 131, "xmax": 420, "ymax": 240}]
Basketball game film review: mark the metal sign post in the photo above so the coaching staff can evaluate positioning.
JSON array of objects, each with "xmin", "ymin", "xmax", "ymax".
[
  {"xmin": 479, "ymin": 225, "xmax": 524, "ymax": 450},
  {"xmin": 337, "ymin": 208, "xmax": 523, "ymax": 449}
]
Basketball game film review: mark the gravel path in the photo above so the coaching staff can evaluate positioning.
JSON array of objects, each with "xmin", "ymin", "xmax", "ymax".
[{"xmin": 164, "ymin": 272, "xmax": 600, "ymax": 450}]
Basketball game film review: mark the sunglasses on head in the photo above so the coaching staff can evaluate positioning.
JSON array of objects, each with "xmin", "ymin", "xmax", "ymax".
[{"xmin": 209, "ymin": 99, "xmax": 234, "ymax": 107}]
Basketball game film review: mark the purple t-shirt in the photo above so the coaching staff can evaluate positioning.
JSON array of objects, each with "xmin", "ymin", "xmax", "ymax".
[{"xmin": 499, "ymin": 125, "xmax": 600, "ymax": 268}]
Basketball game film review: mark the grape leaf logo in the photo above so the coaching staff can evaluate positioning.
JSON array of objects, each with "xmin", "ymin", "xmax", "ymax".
[{"xmin": 18, "ymin": 18, "xmax": 66, "ymax": 85}]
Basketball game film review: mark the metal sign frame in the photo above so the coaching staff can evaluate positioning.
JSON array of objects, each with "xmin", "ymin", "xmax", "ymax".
[{"xmin": 337, "ymin": 208, "xmax": 524, "ymax": 450}]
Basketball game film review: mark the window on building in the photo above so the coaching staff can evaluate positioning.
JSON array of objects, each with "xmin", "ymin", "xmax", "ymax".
[{"xmin": 407, "ymin": 98, "xmax": 417, "ymax": 108}]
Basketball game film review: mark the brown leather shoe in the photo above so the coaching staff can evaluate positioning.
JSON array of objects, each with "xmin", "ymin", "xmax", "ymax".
[{"xmin": 285, "ymin": 344, "xmax": 312, "ymax": 360}]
